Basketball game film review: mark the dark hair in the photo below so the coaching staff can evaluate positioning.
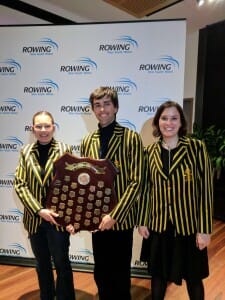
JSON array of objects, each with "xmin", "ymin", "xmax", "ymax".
[
  {"xmin": 152, "ymin": 100, "xmax": 187, "ymax": 137},
  {"xmin": 32, "ymin": 111, "xmax": 54, "ymax": 125},
  {"xmin": 89, "ymin": 87, "xmax": 119, "ymax": 109}
]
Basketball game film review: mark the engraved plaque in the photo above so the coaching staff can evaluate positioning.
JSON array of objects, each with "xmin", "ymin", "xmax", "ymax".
[{"xmin": 46, "ymin": 153, "xmax": 118, "ymax": 231}]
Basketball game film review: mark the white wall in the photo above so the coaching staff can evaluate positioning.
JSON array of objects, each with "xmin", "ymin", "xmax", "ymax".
[{"xmin": 183, "ymin": 30, "xmax": 199, "ymax": 121}]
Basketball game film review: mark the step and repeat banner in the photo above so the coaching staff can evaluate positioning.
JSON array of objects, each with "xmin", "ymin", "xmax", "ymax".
[{"xmin": 0, "ymin": 20, "xmax": 186, "ymax": 275}]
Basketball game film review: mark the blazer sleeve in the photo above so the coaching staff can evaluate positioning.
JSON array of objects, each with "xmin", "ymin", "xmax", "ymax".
[
  {"xmin": 14, "ymin": 147, "xmax": 42, "ymax": 216},
  {"xmin": 136, "ymin": 146, "xmax": 151, "ymax": 226},
  {"xmin": 110, "ymin": 131, "xmax": 144, "ymax": 223},
  {"xmin": 196, "ymin": 140, "xmax": 213, "ymax": 234}
]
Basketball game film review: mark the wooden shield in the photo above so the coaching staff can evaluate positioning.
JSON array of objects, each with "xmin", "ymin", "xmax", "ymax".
[{"xmin": 46, "ymin": 153, "xmax": 118, "ymax": 232}]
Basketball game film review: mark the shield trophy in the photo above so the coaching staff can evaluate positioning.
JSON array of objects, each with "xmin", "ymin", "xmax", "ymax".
[{"xmin": 46, "ymin": 153, "xmax": 118, "ymax": 232}]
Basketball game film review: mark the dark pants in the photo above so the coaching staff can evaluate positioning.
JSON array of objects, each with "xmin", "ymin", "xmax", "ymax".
[
  {"xmin": 29, "ymin": 220, "xmax": 75, "ymax": 300},
  {"xmin": 92, "ymin": 229, "xmax": 133, "ymax": 300}
]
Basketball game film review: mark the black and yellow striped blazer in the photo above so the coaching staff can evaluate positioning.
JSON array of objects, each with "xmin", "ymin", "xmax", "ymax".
[
  {"xmin": 14, "ymin": 139, "xmax": 72, "ymax": 234},
  {"xmin": 80, "ymin": 122, "xmax": 144, "ymax": 231},
  {"xmin": 138, "ymin": 136, "xmax": 213, "ymax": 235}
]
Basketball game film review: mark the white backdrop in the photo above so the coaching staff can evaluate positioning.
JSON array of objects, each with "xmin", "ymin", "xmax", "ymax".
[{"xmin": 0, "ymin": 20, "xmax": 186, "ymax": 274}]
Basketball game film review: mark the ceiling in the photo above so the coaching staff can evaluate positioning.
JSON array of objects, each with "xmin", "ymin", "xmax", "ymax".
[{"xmin": 0, "ymin": 0, "xmax": 225, "ymax": 33}]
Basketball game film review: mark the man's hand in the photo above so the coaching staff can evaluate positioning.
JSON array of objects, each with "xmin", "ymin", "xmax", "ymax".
[
  {"xmin": 38, "ymin": 208, "xmax": 59, "ymax": 225},
  {"xmin": 98, "ymin": 215, "xmax": 116, "ymax": 231}
]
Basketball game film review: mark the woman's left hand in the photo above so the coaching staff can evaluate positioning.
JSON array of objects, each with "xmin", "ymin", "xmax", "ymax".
[
  {"xmin": 138, "ymin": 226, "xmax": 150, "ymax": 239},
  {"xmin": 66, "ymin": 224, "xmax": 75, "ymax": 235},
  {"xmin": 196, "ymin": 233, "xmax": 211, "ymax": 250}
]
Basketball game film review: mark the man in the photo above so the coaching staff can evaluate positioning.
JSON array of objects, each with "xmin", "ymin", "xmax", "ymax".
[{"xmin": 80, "ymin": 87, "xmax": 144, "ymax": 300}]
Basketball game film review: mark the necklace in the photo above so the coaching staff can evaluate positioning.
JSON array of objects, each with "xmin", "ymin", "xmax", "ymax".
[
  {"xmin": 162, "ymin": 138, "xmax": 178, "ymax": 172},
  {"xmin": 162, "ymin": 138, "xmax": 178, "ymax": 150}
]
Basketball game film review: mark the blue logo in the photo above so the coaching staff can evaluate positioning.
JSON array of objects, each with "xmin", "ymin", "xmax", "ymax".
[
  {"xmin": 69, "ymin": 248, "xmax": 93, "ymax": 263},
  {"xmin": 24, "ymin": 79, "xmax": 59, "ymax": 96},
  {"xmin": 108, "ymin": 78, "xmax": 137, "ymax": 95},
  {"xmin": 158, "ymin": 55, "xmax": 179, "ymax": 68},
  {"xmin": 60, "ymin": 57, "xmax": 97, "ymax": 75},
  {"xmin": 22, "ymin": 37, "xmax": 58, "ymax": 55},
  {"xmin": 54, "ymin": 122, "xmax": 60, "ymax": 131},
  {"xmin": 139, "ymin": 55, "xmax": 179, "ymax": 73},
  {"xmin": 0, "ymin": 98, "xmax": 23, "ymax": 115},
  {"xmin": 0, "ymin": 208, "xmax": 23, "ymax": 223},
  {"xmin": 0, "ymin": 59, "xmax": 21, "ymax": 76},
  {"xmin": 119, "ymin": 119, "xmax": 136, "ymax": 131},
  {"xmin": 0, "ymin": 173, "xmax": 14, "ymax": 188},
  {"xmin": 99, "ymin": 35, "xmax": 138, "ymax": 54},
  {"xmin": 0, "ymin": 243, "xmax": 27, "ymax": 256},
  {"xmin": 0, "ymin": 136, "xmax": 23, "ymax": 152},
  {"xmin": 138, "ymin": 98, "xmax": 170, "ymax": 116},
  {"xmin": 60, "ymin": 98, "xmax": 91, "ymax": 115}
]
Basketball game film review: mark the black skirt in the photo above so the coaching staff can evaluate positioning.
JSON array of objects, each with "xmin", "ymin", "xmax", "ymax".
[{"xmin": 140, "ymin": 222, "xmax": 209, "ymax": 285}]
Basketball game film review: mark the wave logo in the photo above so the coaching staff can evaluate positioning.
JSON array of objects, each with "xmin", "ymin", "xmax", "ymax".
[
  {"xmin": 60, "ymin": 57, "xmax": 97, "ymax": 75},
  {"xmin": 0, "ymin": 208, "xmax": 23, "ymax": 223},
  {"xmin": 99, "ymin": 35, "xmax": 138, "ymax": 54},
  {"xmin": 118, "ymin": 119, "xmax": 136, "ymax": 131},
  {"xmin": 0, "ymin": 59, "xmax": 21, "ymax": 76},
  {"xmin": 138, "ymin": 98, "xmax": 170, "ymax": 116},
  {"xmin": 54, "ymin": 122, "xmax": 60, "ymax": 131},
  {"xmin": 22, "ymin": 37, "xmax": 58, "ymax": 56},
  {"xmin": 139, "ymin": 55, "xmax": 179, "ymax": 74},
  {"xmin": 0, "ymin": 98, "xmax": 23, "ymax": 115},
  {"xmin": 109, "ymin": 78, "xmax": 137, "ymax": 96},
  {"xmin": 60, "ymin": 98, "xmax": 91, "ymax": 115},
  {"xmin": 0, "ymin": 136, "xmax": 23, "ymax": 152},
  {"xmin": 24, "ymin": 79, "xmax": 59, "ymax": 96},
  {"xmin": 69, "ymin": 248, "xmax": 93, "ymax": 263},
  {"xmin": 0, "ymin": 173, "xmax": 14, "ymax": 188},
  {"xmin": 0, "ymin": 243, "xmax": 27, "ymax": 256}
]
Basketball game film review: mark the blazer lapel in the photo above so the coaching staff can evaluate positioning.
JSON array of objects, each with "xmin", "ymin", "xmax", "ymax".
[
  {"xmin": 89, "ymin": 132, "xmax": 101, "ymax": 159},
  {"xmin": 29, "ymin": 144, "xmax": 43, "ymax": 185},
  {"xmin": 42, "ymin": 140, "xmax": 59, "ymax": 185},
  {"xmin": 88, "ymin": 124, "xmax": 124, "ymax": 160},
  {"xmin": 152, "ymin": 143, "xmax": 167, "ymax": 179},
  {"xmin": 170, "ymin": 137, "xmax": 189, "ymax": 174},
  {"xmin": 105, "ymin": 125, "xmax": 124, "ymax": 159},
  {"xmin": 151, "ymin": 137, "xmax": 190, "ymax": 178}
]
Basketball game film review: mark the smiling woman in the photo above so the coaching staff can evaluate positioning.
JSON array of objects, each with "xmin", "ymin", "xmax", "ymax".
[
  {"xmin": 137, "ymin": 100, "xmax": 213, "ymax": 300},
  {"xmin": 32, "ymin": 111, "xmax": 55, "ymax": 145},
  {"xmin": 14, "ymin": 110, "xmax": 76, "ymax": 300}
]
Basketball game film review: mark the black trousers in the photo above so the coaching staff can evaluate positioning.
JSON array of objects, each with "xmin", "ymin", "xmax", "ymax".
[
  {"xmin": 29, "ymin": 220, "xmax": 75, "ymax": 300},
  {"xmin": 92, "ymin": 229, "xmax": 133, "ymax": 300}
]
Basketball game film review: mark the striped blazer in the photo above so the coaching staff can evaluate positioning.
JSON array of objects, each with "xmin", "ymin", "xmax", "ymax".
[
  {"xmin": 138, "ymin": 136, "xmax": 213, "ymax": 235},
  {"xmin": 14, "ymin": 139, "xmax": 72, "ymax": 234},
  {"xmin": 80, "ymin": 122, "xmax": 144, "ymax": 230}
]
